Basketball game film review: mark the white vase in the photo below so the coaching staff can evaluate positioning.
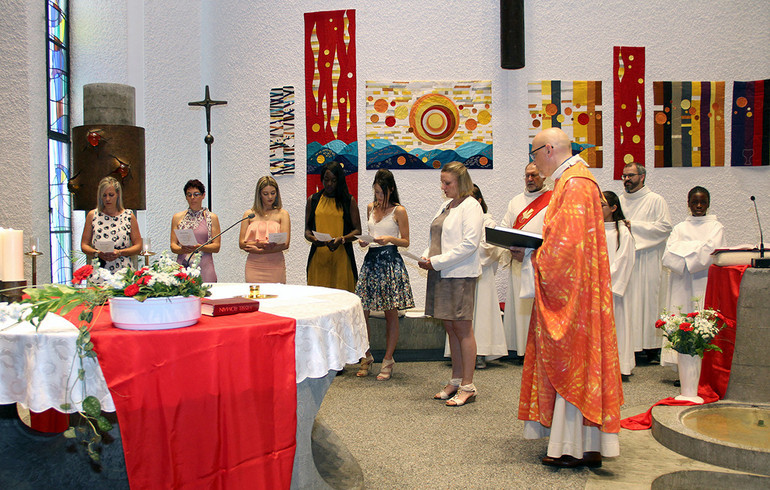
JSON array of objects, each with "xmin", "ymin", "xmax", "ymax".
[
  {"xmin": 675, "ymin": 352, "xmax": 704, "ymax": 404},
  {"xmin": 109, "ymin": 296, "xmax": 202, "ymax": 330}
]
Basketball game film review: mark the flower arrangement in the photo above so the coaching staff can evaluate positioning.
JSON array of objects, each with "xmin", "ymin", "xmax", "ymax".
[
  {"xmin": 8, "ymin": 251, "xmax": 209, "ymax": 462},
  {"xmin": 655, "ymin": 306, "xmax": 726, "ymax": 358}
]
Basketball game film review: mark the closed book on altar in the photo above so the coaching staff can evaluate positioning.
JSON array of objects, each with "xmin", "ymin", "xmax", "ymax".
[
  {"xmin": 201, "ymin": 297, "xmax": 260, "ymax": 316},
  {"xmin": 485, "ymin": 226, "xmax": 543, "ymax": 249}
]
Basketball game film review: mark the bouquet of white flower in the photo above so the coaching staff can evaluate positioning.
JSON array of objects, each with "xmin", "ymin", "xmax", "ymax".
[{"xmin": 655, "ymin": 306, "xmax": 726, "ymax": 358}]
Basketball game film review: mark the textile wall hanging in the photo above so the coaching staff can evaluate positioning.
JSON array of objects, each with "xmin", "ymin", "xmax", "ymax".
[
  {"xmin": 653, "ymin": 81, "xmax": 725, "ymax": 167},
  {"xmin": 304, "ymin": 9, "xmax": 358, "ymax": 199},
  {"xmin": 528, "ymin": 80, "xmax": 602, "ymax": 168},
  {"xmin": 365, "ymin": 81, "xmax": 492, "ymax": 170},
  {"xmin": 269, "ymin": 86, "xmax": 295, "ymax": 175},
  {"xmin": 613, "ymin": 46, "xmax": 645, "ymax": 179},
  {"xmin": 731, "ymin": 79, "xmax": 770, "ymax": 166}
]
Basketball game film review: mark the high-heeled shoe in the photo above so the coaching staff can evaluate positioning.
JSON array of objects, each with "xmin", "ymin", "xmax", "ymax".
[
  {"xmin": 433, "ymin": 378, "xmax": 462, "ymax": 400},
  {"xmin": 376, "ymin": 359, "xmax": 395, "ymax": 380},
  {"xmin": 356, "ymin": 354, "xmax": 374, "ymax": 377},
  {"xmin": 446, "ymin": 383, "xmax": 477, "ymax": 406}
]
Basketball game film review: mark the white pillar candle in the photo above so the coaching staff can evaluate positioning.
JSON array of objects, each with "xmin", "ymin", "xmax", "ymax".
[{"xmin": 1, "ymin": 229, "xmax": 24, "ymax": 281}]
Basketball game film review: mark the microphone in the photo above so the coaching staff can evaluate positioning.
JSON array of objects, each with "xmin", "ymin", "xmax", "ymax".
[
  {"xmin": 184, "ymin": 213, "xmax": 255, "ymax": 266},
  {"xmin": 750, "ymin": 196, "xmax": 770, "ymax": 268}
]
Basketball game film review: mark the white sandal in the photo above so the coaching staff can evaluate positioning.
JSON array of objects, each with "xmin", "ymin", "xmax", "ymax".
[
  {"xmin": 433, "ymin": 378, "xmax": 462, "ymax": 400},
  {"xmin": 446, "ymin": 383, "xmax": 477, "ymax": 406}
]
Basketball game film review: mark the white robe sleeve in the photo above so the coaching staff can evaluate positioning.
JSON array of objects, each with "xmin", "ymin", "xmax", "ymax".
[
  {"xmin": 662, "ymin": 227, "xmax": 686, "ymax": 274},
  {"xmin": 629, "ymin": 196, "xmax": 673, "ymax": 250},
  {"xmin": 519, "ymin": 248, "xmax": 535, "ymax": 298},
  {"xmin": 479, "ymin": 214, "xmax": 501, "ymax": 271},
  {"xmin": 611, "ymin": 225, "xmax": 636, "ymax": 297}
]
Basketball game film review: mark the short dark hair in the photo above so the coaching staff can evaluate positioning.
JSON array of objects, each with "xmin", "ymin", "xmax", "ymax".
[
  {"xmin": 184, "ymin": 179, "xmax": 205, "ymax": 195},
  {"xmin": 688, "ymin": 186, "xmax": 710, "ymax": 201}
]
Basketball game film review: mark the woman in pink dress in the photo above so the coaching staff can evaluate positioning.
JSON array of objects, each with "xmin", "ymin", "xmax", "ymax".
[
  {"xmin": 170, "ymin": 179, "xmax": 221, "ymax": 282},
  {"xmin": 239, "ymin": 176, "xmax": 291, "ymax": 283}
]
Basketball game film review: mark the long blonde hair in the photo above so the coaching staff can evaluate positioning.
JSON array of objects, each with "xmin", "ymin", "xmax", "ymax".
[
  {"xmin": 252, "ymin": 175, "xmax": 282, "ymax": 215},
  {"xmin": 441, "ymin": 161, "xmax": 473, "ymax": 198},
  {"xmin": 96, "ymin": 176, "xmax": 124, "ymax": 212}
]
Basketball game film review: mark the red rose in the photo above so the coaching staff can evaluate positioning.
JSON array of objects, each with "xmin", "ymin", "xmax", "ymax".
[
  {"xmin": 124, "ymin": 284, "xmax": 140, "ymax": 297},
  {"xmin": 134, "ymin": 267, "xmax": 149, "ymax": 276},
  {"xmin": 655, "ymin": 319, "xmax": 665, "ymax": 329},
  {"xmin": 175, "ymin": 272, "xmax": 188, "ymax": 280},
  {"xmin": 72, "ymin": 264, "xmax": 94, "ymax": 285},
  {"xmin": 687, "ymin": 312, "xmax": 698, "ymax": 318},
  {"xmin": 679, "ymin": 322, "xmax": 693, "ymax": 332},
  {"xmin": 138, "ymin": 275, "xmax": 151, "ymax": 285}
]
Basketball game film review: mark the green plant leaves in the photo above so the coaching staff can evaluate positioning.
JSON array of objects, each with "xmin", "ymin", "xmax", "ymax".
[{"xmin": 82, "ymin": 396, "xmax": 101, "ymax": 418}]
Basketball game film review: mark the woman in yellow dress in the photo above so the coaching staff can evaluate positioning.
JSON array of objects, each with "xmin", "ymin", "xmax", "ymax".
[{"xmin": 304, "ymin": 161, "xmax": 361, "ymax": 292}]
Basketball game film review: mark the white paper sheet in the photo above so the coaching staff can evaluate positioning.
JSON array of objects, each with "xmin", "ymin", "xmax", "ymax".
[
  {"xmin": 268, "ymin": 232, "xmax": 287, "ymax": 244},
  {"xmin": 399, "ymin": 249, "xmax": 422, "ymax": 262},
  {"xmin": 174, "ymin": 229, "xmax": 198, "ymax": 247},
  {"xmin": 355, "ymin": 234, "xmax": 376, "ymax": 243},
  {"xmin": 312, "ymin": 231, "xmax": 333, "ymax": 242},
  {"xmin": 95, "ymin": 239, "xmax": 115, "ymax": 253}
]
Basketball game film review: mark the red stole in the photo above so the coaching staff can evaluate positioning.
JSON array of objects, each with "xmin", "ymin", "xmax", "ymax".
[{"xmin": 514, "ymin": 191, "xmax": 552, "ymax": 230}]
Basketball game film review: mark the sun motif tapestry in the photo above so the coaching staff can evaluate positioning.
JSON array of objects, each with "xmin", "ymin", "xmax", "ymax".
[
  {"xmin": 653, "ymin": 81, "xmax": 725, "ymax": 167},
  {"xmin": 365, "ymin": 81, "xmax": 492, "ymax": 170},
  {"xmin": 613, "ymin": 46, "xmax": 645, "ymax": 180},
  {"xmin": 528, "ymin": 80, "xmax": 603, "ymax": 168},
  {"xmin": 270, "ymin": 86, "xmax": 295, "ymax": 175},
  {"xmin": 304, "ymin": 9, "xmax": 357, "ymax": 199},
  {"xmin": 731, "ymin": 79, "xmax": 770, "ymax": 166}
]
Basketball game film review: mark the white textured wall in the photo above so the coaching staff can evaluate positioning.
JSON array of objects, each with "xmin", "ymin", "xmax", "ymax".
[
  {"xmin": 0, "ymin": 0, "xmax": 50, "ymax": 284},
  {"xmin": 3, "ymin": 0, "xmax": 769, "ymax": 303}
]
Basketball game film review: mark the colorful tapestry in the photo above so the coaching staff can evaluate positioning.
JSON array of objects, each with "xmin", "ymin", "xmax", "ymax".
[
  {"xmin": 528, "ymin": 81, "xmax": 602, "ymax": 168},
  {"xmin": 653, "ymin": 81, "xmax": 725, "ymax": 167},
  {"xmin": 269, "ymin": 86, "xmax": 295, "ymax": 175},
  {"xmin": 365, "ymin": 81, "xmax": 492, "ymax": 170},
  {"xmin": 304, "ymin": 10, "xmax": 357, "ymax": 199},
  {"xmin": 731, "ymin": 79, "xmax": 770, "ymax": 166},
  {"xmin": 613, "ymin": 46, "xmax": 645, "ymax": 180}
]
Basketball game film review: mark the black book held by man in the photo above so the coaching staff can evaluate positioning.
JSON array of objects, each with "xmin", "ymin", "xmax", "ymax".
[{"xmin": 485, "ymin": 226, "xmax": 543, "ymax": 249}]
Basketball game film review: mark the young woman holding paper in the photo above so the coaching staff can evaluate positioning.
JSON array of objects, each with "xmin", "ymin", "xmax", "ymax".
[
  {"xmin": 304, "ymin": 161, "xmax": 361, "ymax": 292},
  {"xmin": 354, "ymin": 169, "xmax": 414, "ymax": 380},
  {"xmin": 81, "ymin": 176, "xmax": 142, "ymax": 272},
  {"xmin": 170, "ymin": 179, "xmax": 221, "ymax": 282},
  {"xmin": 239, "ymin": 175, "xmax": 291, "ymax": 283}
]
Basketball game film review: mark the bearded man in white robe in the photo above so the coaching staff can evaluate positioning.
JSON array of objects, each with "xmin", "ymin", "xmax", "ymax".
[
  {"xmin": 618, "ymin": 162, "xmax": 672, "ymax": 361},
  {"xmin": 500, "ymin": 162, "xmax": 551, "ymax": 358}
]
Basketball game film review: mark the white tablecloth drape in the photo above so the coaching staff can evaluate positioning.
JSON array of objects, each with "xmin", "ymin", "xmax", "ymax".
[{"xmin": 0, "ymin": 283, "xmax": 368, "ymax": 413}]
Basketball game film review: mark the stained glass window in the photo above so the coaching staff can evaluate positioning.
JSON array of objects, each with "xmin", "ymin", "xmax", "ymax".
[{"xmin": 46, "ymin": 0, "xmax": 71, "ymax": 283}]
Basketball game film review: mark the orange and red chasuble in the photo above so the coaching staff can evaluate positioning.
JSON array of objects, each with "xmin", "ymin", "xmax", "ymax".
[{"xmin": 518, "ymin": 162, "xmax": 623, "ymax": 433}]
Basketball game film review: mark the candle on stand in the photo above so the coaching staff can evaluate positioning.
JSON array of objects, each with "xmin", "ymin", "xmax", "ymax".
[
  {"xmin": 1, "ymin": 228, "xmax": 24, "ymax": 281},
  {"xmin": 142, "ymin": 237, "xmax": 151, "ymax": 254},
  {"xmin": 29, "ymin": 236, "xmax": 39, "ymax": 254}
]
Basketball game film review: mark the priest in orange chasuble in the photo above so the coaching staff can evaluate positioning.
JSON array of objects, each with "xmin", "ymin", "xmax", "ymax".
[{"xmin": 517, "ymin": 128, "xmax": 623, "ymax": 469}]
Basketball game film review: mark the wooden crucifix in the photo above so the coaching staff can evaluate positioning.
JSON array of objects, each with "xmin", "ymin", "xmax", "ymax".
[{"xmin": 189, "ymin": 85, "xmax": 227, "ymax": 211}]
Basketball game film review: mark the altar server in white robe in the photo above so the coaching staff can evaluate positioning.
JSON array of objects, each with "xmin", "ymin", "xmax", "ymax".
[
  {"xmin": 444, "ymin": 185, "xmax": 507, "ymax": 368},
  {"xmin": 619, "ymin": 163, "xmax": 672, "ymax": 358},
  {"xmin": 499, "ymin": 162, "xmax": 551, "ymax": 357},
  {"xmin": 603, "ymin": 191, "xmax": 636, "ymax": 377},
  {"xmin": 660, "ymin": 186, "xmax": 725, "ymax": 367}
]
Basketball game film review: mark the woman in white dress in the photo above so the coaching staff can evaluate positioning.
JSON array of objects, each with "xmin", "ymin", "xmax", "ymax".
[
  {"xmin": 602, "ymin": 191, "xmax": 636, "ymax": 379},
  {"xmin": 660, "ymin": 186, "xmax": 725, "ymax": 367},
  {"xmin": 444, "ymin": 184, "xmax": 507, "ymax": 368}
]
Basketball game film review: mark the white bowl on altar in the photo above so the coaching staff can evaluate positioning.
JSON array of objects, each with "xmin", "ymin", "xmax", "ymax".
[{"xmin": 109, "ymin": 296, "xmax": 202, "ymax": 330}]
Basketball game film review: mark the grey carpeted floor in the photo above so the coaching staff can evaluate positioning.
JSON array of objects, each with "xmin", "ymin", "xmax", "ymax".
[{"xmin": 317, "ymin": 355, "xmax": 681, "ymax": 489}]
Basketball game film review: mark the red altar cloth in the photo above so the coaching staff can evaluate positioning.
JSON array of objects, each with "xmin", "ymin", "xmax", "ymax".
[
  {"xmin": 700, "ymin": 264, "xmax": 747, "ymax": 399},
  {"xmin": 621, "ymin": 264, "xmax": 747, "ymax": 430},
  {"xmin": 90, "ymin": 307, "xmax": 297, "ymax": 490}
]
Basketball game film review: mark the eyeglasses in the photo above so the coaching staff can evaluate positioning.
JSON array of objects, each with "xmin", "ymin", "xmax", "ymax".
[
  {"xmin": 186, "ymin": 192, "xmax": 203, "ymax": 198},
  {"xmin": 529, "ymin": 144, "xmax": 546, "ymax": 162},
  {"xmin": 620, "ymin": 174, "xmax": 639, "ymax": 180}
]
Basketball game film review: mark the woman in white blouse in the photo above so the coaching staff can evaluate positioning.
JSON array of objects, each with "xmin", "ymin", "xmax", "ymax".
[{"xmin": 419, "ymin": 162, "xmax": 483, "ymax": 406}]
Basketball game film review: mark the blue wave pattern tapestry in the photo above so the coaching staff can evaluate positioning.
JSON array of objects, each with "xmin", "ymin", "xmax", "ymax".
[{"xmin": 366, "ymin": 81, "xmax": 492, "ymax": 170}]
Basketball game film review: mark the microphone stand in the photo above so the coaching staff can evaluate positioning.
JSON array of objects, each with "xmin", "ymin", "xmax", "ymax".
[
  {"xmin": 184, "ymin": 213, "xmax": 255, "ymax": 267},
  {"xmin": 750, "ymin": 196, "xmax": 770, "ymax": 268}
]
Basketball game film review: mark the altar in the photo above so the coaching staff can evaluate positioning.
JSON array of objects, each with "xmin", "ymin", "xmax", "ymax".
[{"xmin": 0, "ymin": 283, "xmax": 368, "ymax": 489}]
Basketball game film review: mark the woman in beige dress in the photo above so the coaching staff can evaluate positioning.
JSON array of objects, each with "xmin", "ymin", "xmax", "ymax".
[
  {"xmin": 239, "ymin": 176, "xmax": 291, "ymax": 283},
  {"xmin": 418, "ymin": 162, "xmax": 483, "ymax": 406}
]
